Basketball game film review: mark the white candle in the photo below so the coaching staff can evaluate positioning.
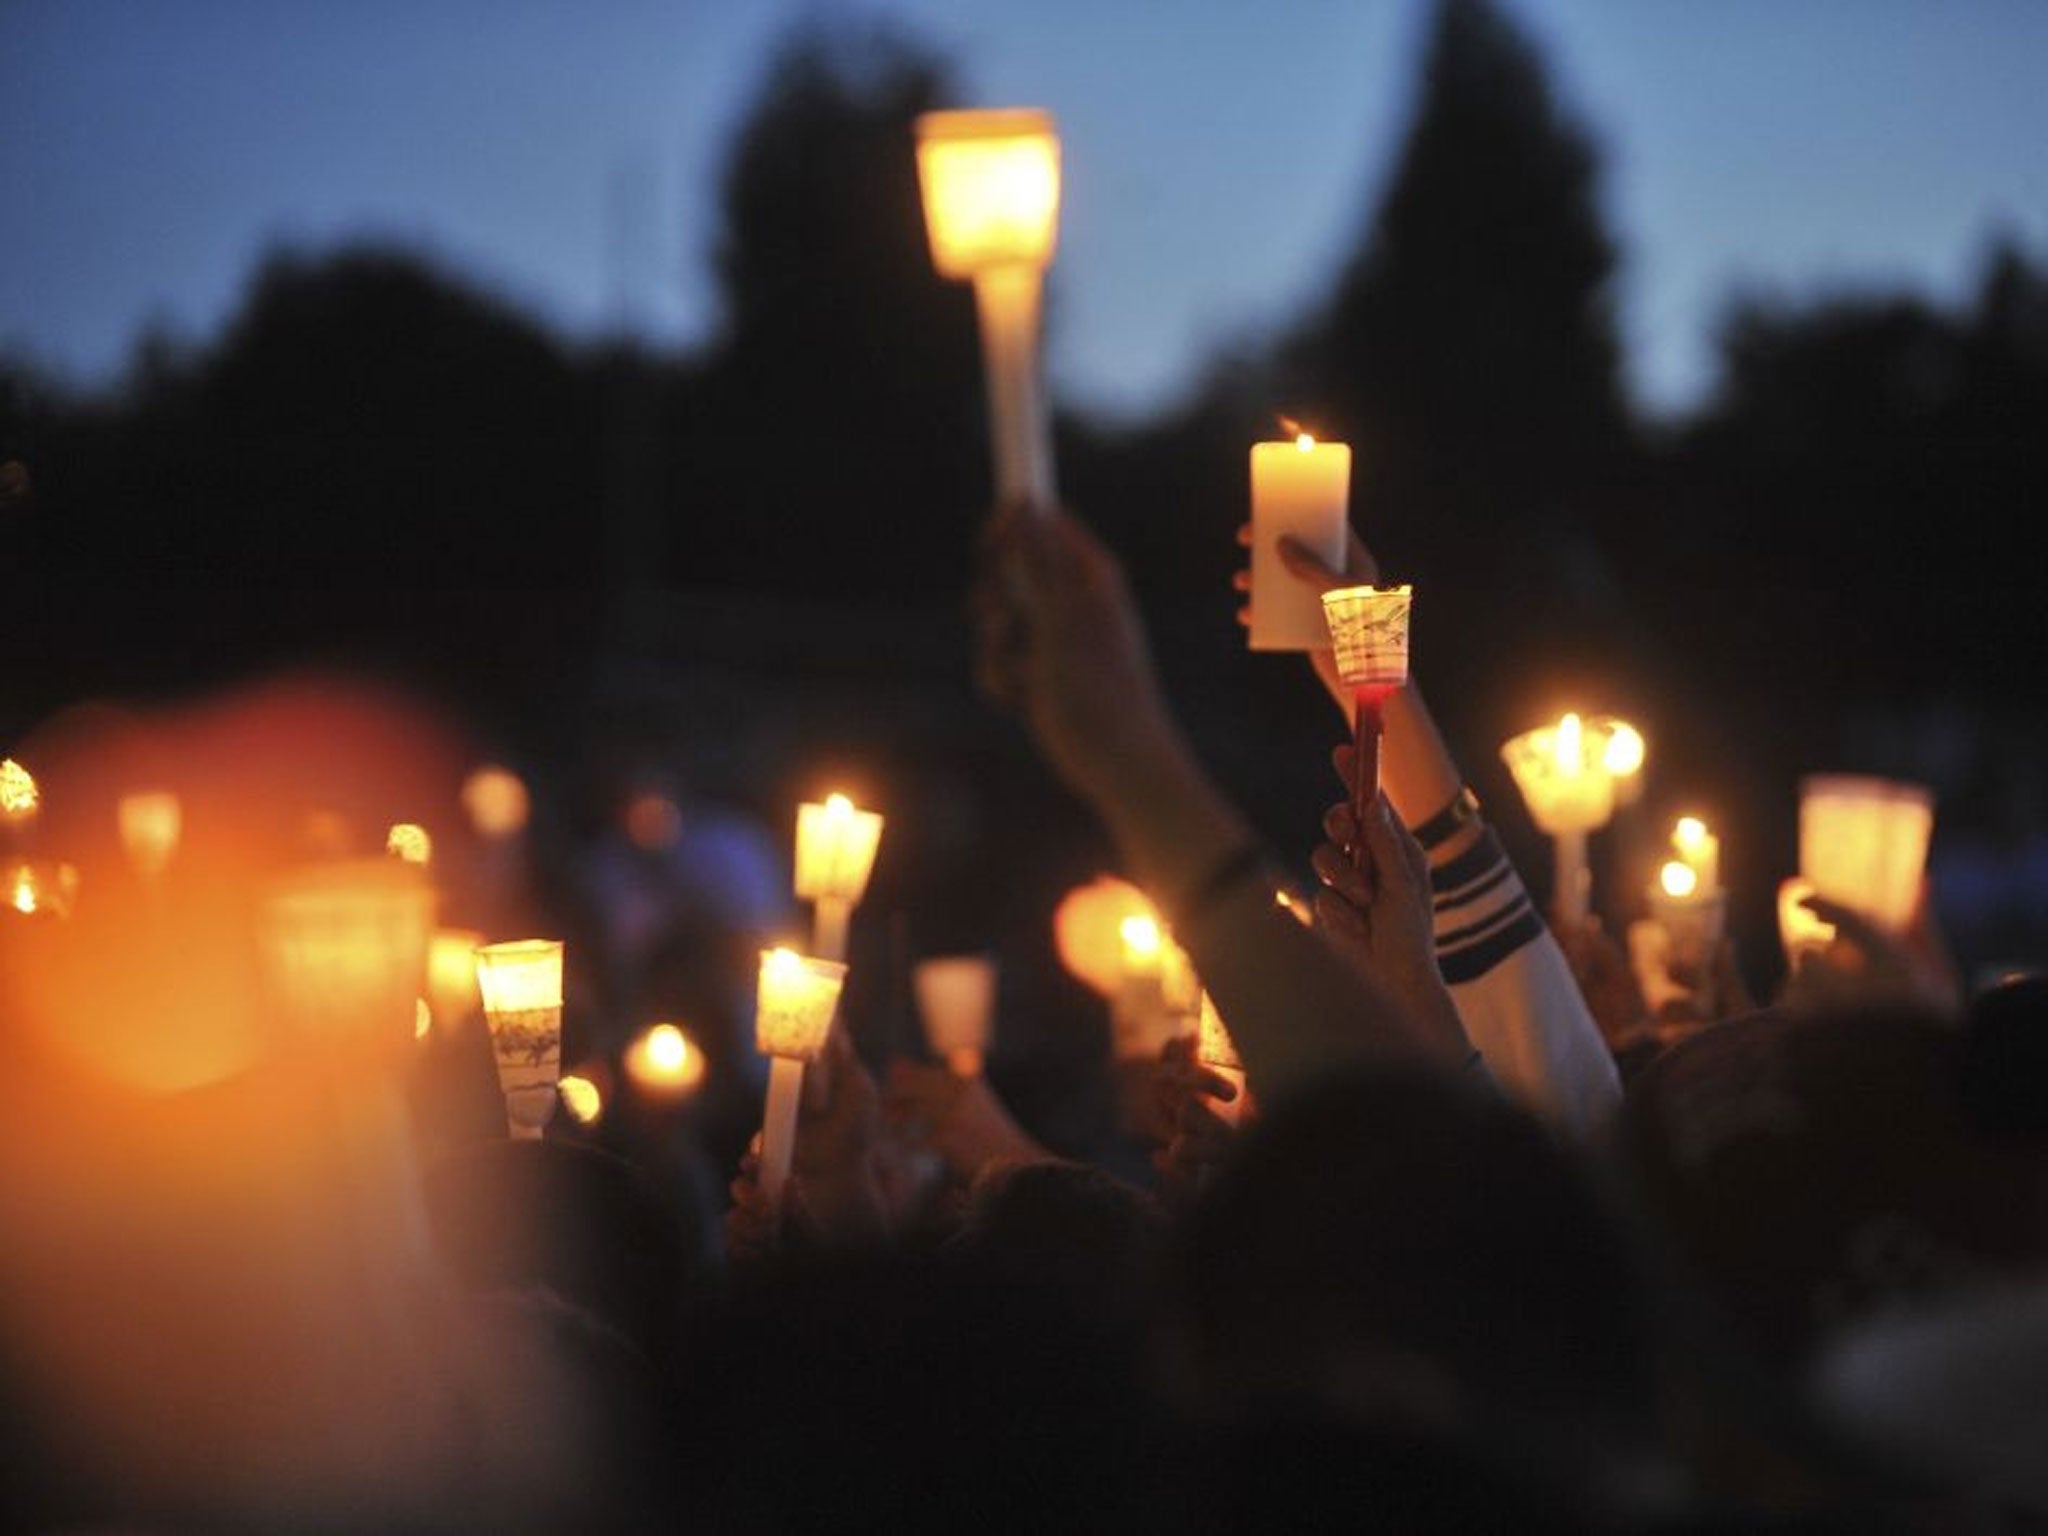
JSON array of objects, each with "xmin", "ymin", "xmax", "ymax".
[
  {"xmin": 755, "ymin": 947, "xmax": 848, "ymax": 1206},
  {"xmin": 914, "ymin": 955, "xmax": 997, "ymax": 1077},
  {"xmin": 474, "ymin": 939, "xmax": 566, "ymax": 1141},
  {"xmin": 1249, "ymin": 434, "xmax": 1351, "ymax": 651},
  {"xmin": 794, "ymin": 793, "xmax": 883, "ymax": 962},
  {"xmin": 914, "ymin": 108, "xmax": 1062, "ymax": 511},
  {"xmin": 1799, "ymin": 775, "xmax": 1933, "ymax": 935}
]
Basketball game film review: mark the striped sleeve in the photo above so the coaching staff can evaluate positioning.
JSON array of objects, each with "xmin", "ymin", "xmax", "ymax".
[{"xmin": 1431, "ymin": 827, "xmax": 1545, "ymax": 984}]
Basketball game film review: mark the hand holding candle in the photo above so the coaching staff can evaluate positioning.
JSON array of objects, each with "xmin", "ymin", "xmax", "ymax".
[
  {"xmin": 755, "ymin": 946, "xmax": 849, "ymax": 1206},
  {"xmin": 1249, "ymin": 432, "xmax": 1351, "ymax": 650},
  {"xmin": 474, "ymin": 939, "xmax": 565, "ymax": 1140},
  {"xmin": 1320, "ymin": 583, "xmax": 1413, "ymax": 880},
  {"xmin": 914, "ymin": 107, "xmax": 1061, "ymax": 510}
]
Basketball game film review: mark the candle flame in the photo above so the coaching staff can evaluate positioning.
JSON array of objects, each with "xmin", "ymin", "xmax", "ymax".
[
  {"xmin": 1119, "ymin": 914, "xmax": 1161, "ymax": 958},
  {"xmin": 10, "ymin": 864, "xmax": 36, "ymax": 914},
  {"xmin": 1660, "ymin": 860, "xmax": 1699, "ymax": 899},
  {"xmin": 1554, "ymin": 713, "xmax": 1585, "ymax": 774},
  {"xmin": 627, "ymin": 1022, "xmax": 707, "ymax": 1095},
  {"xmin": 559, "ymin": 1073, "xmax": 603, "ymax": 1123},
  {"xmin": 1673, "ymin": 817, "xmax": 1710, "ymax": 855},
  {"xmin": 824, "ymin": 792, "xmax": 854, "ymax": 819},
  {"xmin": 0, "ymin": 759, "xmax": 37, "ymax": 817}
]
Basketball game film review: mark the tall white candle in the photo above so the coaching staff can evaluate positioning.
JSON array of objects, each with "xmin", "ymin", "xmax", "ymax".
[{"xmin": 1249, "ymin": 434, "xmax": 1351, "ymax": 651}]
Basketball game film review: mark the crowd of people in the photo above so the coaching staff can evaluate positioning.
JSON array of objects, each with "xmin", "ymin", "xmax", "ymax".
[{"xmin": 3, "ymin": 501, "xmax": 2045, "ymax": 1533}]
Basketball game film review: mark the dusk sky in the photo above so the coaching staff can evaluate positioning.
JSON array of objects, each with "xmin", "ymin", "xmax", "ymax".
[{"xmin": 4, "ymin": 0, "xmax": 2044, "ymax": 422}]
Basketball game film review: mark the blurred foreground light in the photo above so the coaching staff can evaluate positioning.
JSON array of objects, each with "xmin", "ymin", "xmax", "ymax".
[
  {"xmin": 1, "ymin": 758, "xmax": 37, "ymax": 819},
  {"xmin": 427, "ymin": 927, "xmax": 483, "ymax": 1030},
  {"xmin": 118, "ymin": 791, "xmax": 182, "ymax": 880},
  {"xmin": 558, "ymin": 1073, "xmax": 603, "ymax": 1125},
  {"xmin": 1052, "ymin": 876, "xmax": 1162, "ymax": 999},
  {"xmin": 414, "ymin": 998, "xmax": 432, "ymax": 1040},
  {"xmin": 385, "ymin": 822, "xmax": 432, "ymax": 866},
  {"xmin": 262, "ymin": 859, "xmax": 435, "ymax": 1043},
  {"xmin": 461, "ymin": 765, "xmax": 529, "ymax": 839},
  {"xmin": 626, "ymin": 1022, "xmax": 706, "ymax": 1098}
]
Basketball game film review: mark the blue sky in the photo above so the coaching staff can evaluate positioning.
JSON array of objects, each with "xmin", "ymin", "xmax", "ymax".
[{"xmin": 3, "ymin": 0, "xmax": 2043, "ymax": 421}]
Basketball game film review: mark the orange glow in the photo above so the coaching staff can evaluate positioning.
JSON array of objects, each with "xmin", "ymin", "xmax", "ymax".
[
  {"xmin": 626, "ymin": 1022, "xmax": 706, "ymax": 1097},
  {"xmin": 559, "ymin": 1073, "xmax": 604, "ymax": 1124},
  {"xmin": 1674, "ymin": 816, "xmax": 1709, "ymax": 853},
  {"xmin": 1500, "ymin": 713, "xmax": 1618, "ymax": 837},
  {"xmin": 1052, "ymin": 876, "xmax": 1161, "ymax": 999},
  {"xmin": 1119, "ymin": 914, "xmax": 1163, "ymax": 971},
  {"xmin": 1602, "ymin": 721, "xmax": 1646, "ymax": 777},
  {"xmin": 10, "ymin": 861, "xmax": 36, "ymax": 914},
  {"xmin": 0, "ymin": 757, "xmax": 36, "ymax": 818},
  {"xmin": 414, "ymin": 998, "xmax": 431, "ymax": 1039},
  {"xmin": 1659, "ymin": 860, "xmax": 1699, "ymax": 899},
  {"xmin": 427, "ymin": 928, "xmax": 483, "ymax": 1026},
  {"xmin": 461, "ymin": 765, "xmax": 529, "ymax": 839},
  {"xmin": 1555, "ymin": 712, "xmax": 1585, "ymax": 773},
  {"xmin": 118, "ymin": 791, "xmax": 182, "ymax": 878},
  {"xmin": 262, "ymin": 860, "xmax": 436, "ymax": 1043},
  {"xmin": 384, "ymin": 822, "xmax": 432, "ymax": 866},
  {"xmin": 1276, "ymin": 887, "xmax": 1315, "ymax": 927}
]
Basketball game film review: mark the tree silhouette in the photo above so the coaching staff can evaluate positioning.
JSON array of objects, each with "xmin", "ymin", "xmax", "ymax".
[
  {"xmin": 1287, "ymin": 0, "xmax": 1628, "ymax": 556},
  {"xmin": 676, "ymin": 23, "xmax": 986, "ymax": 598}
]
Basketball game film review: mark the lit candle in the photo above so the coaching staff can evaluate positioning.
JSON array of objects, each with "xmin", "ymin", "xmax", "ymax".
[
  {"xmin": 914, "ymin": 955, "xmax": 997, "ymax": 1077},
  {"xmin": 1646, "ymin": 857, "xmax": 1726, "ymax": 979},
  {"xmin": 1321, "ymin": 583, "xmax": 1414, "ymax": 883},
  {"xmin": 1195, "ymin": 992, "xmax": 1249, "ymax": 1127},
  {"xmin": 914, "ymin": 107, "xmax": 1061, "ymax": 510},
  {"xmin": 1500, "ymin": 713, "xmax": 1620, "ymax": 926},
  {"xmin": 626, "ymin": 1022, "xmax": 706, "ymax": 1099},
  {"xmin": 474, "ymin": 939, "xmax": 565, "ymax": 1141},
  {"xmin": 1670, "ymin": 816, "xmax": 1721, "ymax": 897},
  {"xmin": 755, "ymin": 947, "xmax": 849, "ymax": 1206},
  {"xmin": 1113, "ymin": 913, "xmax": 1173, "ymax": 1060},
  {"xmin": 1249, "ymin": 432, "xmax": 1351, "ymax": 651},
  {"xmin": 1799, "ymin": 775, "xmax": 1934, "ymax": 935},
  {"xmin": 1598, "ymin": 718, "xmax": 1648, "ymax": 807},
  {"xmin": 793, "ymin": 792, "xmax": 884, "ymax": 962},
  {"xmin": 118, "ymin": 790, "xmax": 182, "ymax": 880}
]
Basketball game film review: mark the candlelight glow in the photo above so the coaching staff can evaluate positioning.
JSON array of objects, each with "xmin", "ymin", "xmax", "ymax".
[
  {"xmin": 262, "ymin": 860, "xmax": 436, "ymax": 1041},
  {"xmin": 1674, "ymin": 817, "xmax": 1709, "ymax": 855},
  {"xmin": 1120, "ymin": 913, "xmax": 1163, "ymax": 966},
  {"xmin": 755, "ymin": 947, "xmax": 847, "ymax": 1062},
  {"xmin": 793, "ymin": 792, "xmax": 884, "ymax": 905},
  {"xmin": 1659, "ymin": 860, "xmax": 1699, "ymax": 899},
  {"xmin": 914, "ymin": 108, "xmax": 1061, "ymax": 278},
  {"xmin": 474, "ymin": 939, "xmax": 564, "ymax": 1017},
  {"xmin": 1319, "ymin": 585, "xmax": 1414, "ymax": 692},
  {"xmin": 1799, "ymin": 775, "xmax": 1934, "ymax": 935},
  {"xmin": 1500, "ymin": 714, "xmax": 1621, "ymax": 836},
  {"xmin": 1601, "ymin": 721, "xmax": 1646, "ymax": 778},
  {"xmin": 385, "ymin": 822, "xmax": 432, "ymax": 866},
  {"xmin": 10, "ymin": 862, "xmax": 35, "ymax": 914},
  {"xmin": 1052, "ymin": 876, "xmax": 1160, "ymax": 998},
  {"xmin": 1295, "ymin": 433, "xmax": 1315, "ymax": 452},
  {"xmin": 414, "ymin": 997, "xmax": 431, "ymax": 1039},
  {"xmin": 427, "ymin": 927, "xmax": 483, "ymax": 1026},
  {"xmin": 1276, "ymin": 887, "xmax": 1315, "ymax": 927},
  {"xmin": 461, "ymin": 765, "xmax": 530, "ymax": 839},
  {"xmin": 0, "ymin": 758, "xmax": 36, "ymax": 818},
  {"xmin": 1556, "ymin": 713, "xmax": 1585, "ymax": 773},
  {"xmin": 626, "ymin": 1022, "xmax": 707, "ymax": 1096},
  {"xmin": 118, "ymin": 791, "xmax": 182, "ymax": 879},
  {"xmin": 559, "ymin": 1073, "xmax": 603, "ymax": 1124}
]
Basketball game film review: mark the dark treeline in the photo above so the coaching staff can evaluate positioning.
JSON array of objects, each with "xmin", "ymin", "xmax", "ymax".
[{"xmin": 4, "ymin": 0, "xmax": 2046, "ymax": 972}]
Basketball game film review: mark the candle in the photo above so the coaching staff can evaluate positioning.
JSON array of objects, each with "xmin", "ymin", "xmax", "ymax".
[
  {"xmin": 118, "ymin": 791, "xmax": 182, "ymax": 880},
  {"xmin": 1647, "ymin": 857, "xmax": 1726, "ymax": 978},
  {"xmin": 263, "ymin": 859, "xmax": 436, "ymax": 1043},
  {"xmin": 755, "ymin": 947, "xmax": 849, "ymax": 1205},
  {"xmin": 1112, "ymin": 913, "xmax": 1174, "ymax": 1059},
  {"xmin": 626, "ymin": 1022, "xmax": 706, "ymax": 1099},
  {"xmin": 1670, "ymin": 816, "xmax": 1721, "ymax": 896},
  {"xmin": 1799, "ymin": 775, "xmax": 1934, "ymax": 935},
  {"xmin": 914, "ymin": 955, "xmax": 997, "ymax": 1077},
  {"xmin": 914, "ymin": 108, "xmax": 1061, "ymax": 510},
  {"xmin": 1501, "ymin": 713, "xmax": 1621, "ymax": 926},
  {"xmin": 1195, "ymin": 992, "xmax": 1249, "ymax": 1127},
  {"xmin": 794, "ymin": 792, "xmax": 883, "ymax": 962},
  {"xmin": 474, "ymin": 939, "xmax": 565, "ymax": 1141},
  {"xmin": 1321, "ymin": 583, "xmax": 1413, "ymax": 880},
  {"xmin": 1249, "ymin": 433, "xmax": 1351, "ymax": 651}
]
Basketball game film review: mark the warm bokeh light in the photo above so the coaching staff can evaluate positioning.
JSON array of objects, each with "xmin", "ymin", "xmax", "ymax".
[
  {"xmin": 624, "ymin": 792, "xmax": 682, "ymax": 852},
  {"xmin": 414, "ymin": 997, "xmax": 431, "ymax": 1039},
  {"xmin": 625, "ymin": 1022, "xmax": 707, "ymax": 1097},
  {"xmin": 384, "ymin": 822, "xmax": 432, "ymax": 866},
  {"xmin": 792, "ymin": 792, "xmax": 884, "ymax": 905},
  {"xmin": 914, "ymin": 108, "xmax": 1061, "ymax": 278},
  {"xmin": 1052, "ymin": 876, "xmax": 1160, "ymax": 998},
  {"xmin": 461, "ymin": 764, "xmax": 530, "ymax": 839},
  {"xmin": 1119, "ymin": 913, "xmax": 1163, "ymax": 970},
  {"xmin": 10, "ymin": 860, "xmax": 38, "ymax": 914},
  {"xmin": 1674, "ymin": 816, "xmax": 1709, "ymax": 853},
  {"xmin": 559, "ymin": 1073, "xmax": 603, "ymax": 1124},
  {"xmin": 1659, "ymin": 859, "xmax": 1700, "ymax": 899},
  {"xmin": 427, "ymin": 927, "xmax": 483, "ymax": 1028},
  {"xmin": 1601, "ymin": 720, "xmax": 1646, "ymax": 778},
  {"xmin": 1799, "ymin": 775, "xmax": 1935, "ymax": 935},
  {"xmin": 474, "ymin": 940, "xmax": 564, "ymax": 1140},
  {"xmin": 755, "ymin": 947, "xmax": 847, "ymax": 1061},
  {"xmin": 0, "ymin": 757, "xmax": 37, "ymax": 819},
  {"xmin": 913, "ymin": 955, "xmax": 996, "ymax": 1068},
  {"xmin": 262, "ymin": 859, "xmax": 436, "ymax": 1042},
  {"xmin": 1276, "ymin": 887, "xmax": 1316, "ymax": 927},
  {"xmin": 118, "ymin": 790, "xmax": 182, "ymax": 879}
]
